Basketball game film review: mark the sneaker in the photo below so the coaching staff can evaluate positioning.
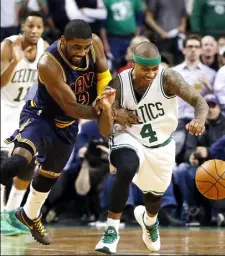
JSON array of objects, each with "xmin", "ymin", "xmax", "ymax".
[
  {"xmin": 5, "ymin": 210, "xmax": 30, "ymax": 233},
  {"xmin": 134, "ymin": 205, "xmax": 160, "ymax": 252},
  {"xmin": 15, "ymin": 207, "xmax": 52, "ymax": 245},
  {"xmin": 95, "ymin": 226, "xmax": 120, "ymax": 254},
  {"xmin": 1, "ymin": 212, "xmax": 22, "ymax": 236}
]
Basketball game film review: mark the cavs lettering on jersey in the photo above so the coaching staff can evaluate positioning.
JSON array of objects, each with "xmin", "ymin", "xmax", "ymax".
[
  {"xmin": 33, "ymin": 39, "xmax": 97, "ymax": 126},
  {"xmin": 113, "ymin": 66, "xmax": 178, "ymax": 147},
  {"xmin": 1, "ymin": 35, "xmax": 45, "ymax": 108}
]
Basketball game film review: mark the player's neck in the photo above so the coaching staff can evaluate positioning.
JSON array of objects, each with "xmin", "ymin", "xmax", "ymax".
[
  {"xmin": 131, "ymin": 70, "xmax": 152, "ymax": 96},
  {"xmin": 21, "ymin": 36, "xmax": 36, "ymax": 51}
]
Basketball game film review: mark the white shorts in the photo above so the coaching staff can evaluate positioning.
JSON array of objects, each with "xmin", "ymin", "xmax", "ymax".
[
  {"xmin": 1, "ymin": 103, "xmax": 22, "ymax": 150},
  {"xmin": 110, "ymin": 132, "xmax": 176, "ymax": 194}
]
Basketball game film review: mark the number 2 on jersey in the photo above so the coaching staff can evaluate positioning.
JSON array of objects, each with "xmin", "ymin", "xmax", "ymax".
[{"xmin": 140, "ymin": 123, "xmax": 158, "ymax": 143}]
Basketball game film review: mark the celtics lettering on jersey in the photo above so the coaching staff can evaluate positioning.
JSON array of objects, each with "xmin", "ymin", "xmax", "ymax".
[
  {"xmin": 11, "ymin": 69, "xmax": 38, "ymax": 102},
  {"xmin": 134, "ymin": 102, "xmax": 165, "ymax": 143},
  {"xmin": 115, "ymin": 67, "xmax": 178, "ymax": 147}
]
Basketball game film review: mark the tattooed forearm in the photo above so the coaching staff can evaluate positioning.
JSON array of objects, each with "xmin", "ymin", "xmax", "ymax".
[
  {"xmin": 107, "ymin": 75, "xmax": 122, "ymax": 110},
  {"xmin": 98, "ymin": 75, "xmax": 122, "ymax": 137},
  {"xmin": 163, "ymin": 68, "xmax": 209, "ymax": 121}
]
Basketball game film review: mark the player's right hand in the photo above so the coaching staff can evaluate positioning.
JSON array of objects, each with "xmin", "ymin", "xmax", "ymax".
[
  {"xmin": 11, "ymin": 36, "xmax": 33, "ymax": 63},
  {"xmin": 115, "ymin": 108, "xmax": 139, "ymax": 128}
]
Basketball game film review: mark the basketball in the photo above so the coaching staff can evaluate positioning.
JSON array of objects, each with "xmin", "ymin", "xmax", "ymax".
[{"xmin": 195, "ymin": 159, "xmax": 225, "ymax": 200}]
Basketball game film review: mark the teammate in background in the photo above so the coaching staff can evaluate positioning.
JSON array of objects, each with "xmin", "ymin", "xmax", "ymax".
[
  {"xmin": 95, "ymin": 41, "xmax": 209, "ymax": 254},
  {"xmin": 1, "ymin": 11, "xmax": 48, "ymax": 236},
  {"xmin": 0, "ymin": 19, "xmax": 138, "ymax": 245}
]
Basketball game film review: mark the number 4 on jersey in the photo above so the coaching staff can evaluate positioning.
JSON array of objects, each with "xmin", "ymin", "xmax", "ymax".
[{"xmin": 140, "ymin": 123, "xmax": 158, "ymax": 143}]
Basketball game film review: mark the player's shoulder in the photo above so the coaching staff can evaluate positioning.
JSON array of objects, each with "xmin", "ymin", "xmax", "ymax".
[{"xmin": 92, "ymin": 33, "xmax": 104, "ymax": 55}]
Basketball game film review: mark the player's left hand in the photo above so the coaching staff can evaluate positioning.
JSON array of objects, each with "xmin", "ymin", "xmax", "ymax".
[{"xmin": 186, "ymin": 119, "xmax": 205, "ymax": 136}]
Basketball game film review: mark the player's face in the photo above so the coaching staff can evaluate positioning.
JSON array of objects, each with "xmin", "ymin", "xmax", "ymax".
[
  {"xmin": 61, "ymin": 37, "xmax": 92, "ymax": 65},
  {"xmin": 133, "ymin": 63, "xmax": 159, "ymax": 87},
  {"xmin": 183, "ymin": 39, "xmax": 202, "ymax": 62},
  {"xmin": 22, "ymin": 16, "xmax": 44, "ymax": 44}
]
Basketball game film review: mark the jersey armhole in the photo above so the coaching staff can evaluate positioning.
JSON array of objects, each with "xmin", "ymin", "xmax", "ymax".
[
  {"xmin": 39, "ymin": 52, "xmax": 67, "ymax": 83},
  {"xmin": 160, "ymin": 68, "xmax": 176, "ymax": 99},
  {"xmin": 90, "ymin": 44, "xmax": 96, "ymax": 63}
]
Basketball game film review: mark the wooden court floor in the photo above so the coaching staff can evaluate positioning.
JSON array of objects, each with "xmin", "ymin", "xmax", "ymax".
[{"xmin": 1, "ymin": 226, "xmax": 225, "ymax": 255}]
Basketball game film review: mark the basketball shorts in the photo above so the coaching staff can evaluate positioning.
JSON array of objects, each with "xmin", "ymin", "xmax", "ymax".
[
  {"xmin": 5, "ymin": 104, "xmax": 78, "ymax": 173},
  {"xmin": 109, "ymin": 132, "xmax": 176, "ymax": 194},
  {"xmin": 1, "ymin": 102, "xmax": 24, "ymax": 151}
]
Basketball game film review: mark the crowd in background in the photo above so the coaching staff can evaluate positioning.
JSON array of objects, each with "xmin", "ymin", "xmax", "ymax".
[{"xmin": 1, "ymin": 0, "xmax": 225, "ymax": 227}]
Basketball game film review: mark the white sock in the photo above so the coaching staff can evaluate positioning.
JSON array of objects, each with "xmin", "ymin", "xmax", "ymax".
[
  {"xmin": 4, "ymin": 185, "xmax": 26, "ymax": 211},
  {"xmin": 23, "ymin": 183, "xmax": 50, "ymax": 220},
  {"xmin": 106, "ymin": 218, "xmax": 120, "ymax": 233},
  {"xmin": 1, "ymin": 184, "xmax": 5, "ymax": 211},
  {"xmin": 144, "ymin": 211, "xmax": 157, "ymax": 227}
]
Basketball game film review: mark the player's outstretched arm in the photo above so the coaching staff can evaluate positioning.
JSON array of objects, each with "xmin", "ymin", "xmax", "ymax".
[
  {"xmin": 38, "ymin": 54, "xmax": 98, "ymax": 120},
  {"xmin": 163, "ymin": 68, "xmax": 209, "ymax": 136},
  {"xmin": 97, "ymin": 76, "xmax": 121, "ymax": 137},
  {"xmin": 97, "ymin": 76, "xmax": 139, "ymax": 137}
]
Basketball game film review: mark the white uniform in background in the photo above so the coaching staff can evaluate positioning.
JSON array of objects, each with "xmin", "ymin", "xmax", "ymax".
[
  {"xmin": 110, "ymin": 66, "xmax": 178, "ymax": 193},
  {"xmin": 1, "ymin": 35, "xmax": 45, "ymax": 151}
]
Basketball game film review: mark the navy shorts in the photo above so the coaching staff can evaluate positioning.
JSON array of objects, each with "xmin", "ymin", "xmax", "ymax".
[{"xmin": 6, "ymin": 105, "xmax": 78, "ymax": 173}]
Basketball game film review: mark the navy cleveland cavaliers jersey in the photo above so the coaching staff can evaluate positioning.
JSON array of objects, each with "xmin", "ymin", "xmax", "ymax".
[{"xmin": 33, "ymin": 39, "xmax": 97, "ymax": 124}]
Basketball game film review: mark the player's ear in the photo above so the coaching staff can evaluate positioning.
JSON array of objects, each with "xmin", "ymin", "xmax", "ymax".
[
  {"xmin": 61, "ymin": 36, "xmax": 66, "ymax": 46},
  {"xmin": 21, "ymin": 23, "xmax": 25, "ymax": 33}
]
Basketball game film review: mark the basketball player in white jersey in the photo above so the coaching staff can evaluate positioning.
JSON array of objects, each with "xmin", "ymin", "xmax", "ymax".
[
  {"xmin": 1, "ymin": 11, "xmax": 48, "ymax": 235},
  {"xmin": 95, "ymin": 41, "xmax": 209, "ymax": 254}
]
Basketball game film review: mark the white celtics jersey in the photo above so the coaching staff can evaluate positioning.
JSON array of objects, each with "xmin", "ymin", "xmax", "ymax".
[
  {"xmin": 112, "ymin": 66, "xmax": 178, "ymax": 148},
  {"xmin": 1, "ymin": 35, "xmax": 45, "ymax": 108}
]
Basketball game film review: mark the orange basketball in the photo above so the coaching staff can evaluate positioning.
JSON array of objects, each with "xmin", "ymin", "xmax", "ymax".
[{"xmin": 195, "ymin": 159, "xmax": 225, "ymax": 200}]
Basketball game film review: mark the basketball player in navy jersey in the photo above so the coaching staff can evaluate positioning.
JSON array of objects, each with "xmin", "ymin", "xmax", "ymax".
[{"xmin": 0, "ymin": 19, "xmax": 138, "ymax": 245}]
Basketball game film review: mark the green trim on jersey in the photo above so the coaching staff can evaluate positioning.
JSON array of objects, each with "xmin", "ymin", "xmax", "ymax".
[
  {"xmin": 143, "ymin": 136, "xmax": 172, "ymax": 149},
  {"xmin": 160, "ymin": 68, "xmax": 176, "ymax": 99}
]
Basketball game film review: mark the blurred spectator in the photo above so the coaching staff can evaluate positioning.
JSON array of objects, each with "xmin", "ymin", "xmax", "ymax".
[
  {"xmin": 47, "ymin": 0, "xmax": 70, "ymax": 34},
  {"xmin": 173, "ymin": 35, "xmax": 216, "ymax": 161},
  {"xmin": 214, "ymin": 65, "xmax": 225, "ymax": 112},
  {"xmin": 201, "ymin": 35, "xmax": 220, "ymax": 71},
  {"xmin": 117, "ymin": 35, "xmax": 149, "ymax": 73},
  {"xmin": 64, "ymin": 0, "xmax": 107, "ymax": 36},
  {"xmin": 145, "ymin": 0, "xmax": 187, "ymax": 65},
  {"xmin": 190, "ymin": 0, "xmax": 225, "ymax": 39},
  {"xmin": 101, "ymin": 0, "xmax": 144, "ymax": 69},
  {"xmin": 162, "ymin": 94, "xmax": 225, "ymax": 226},
  {"xmin": 1, "ymin": 0, "xmax": 18, "ymax": 41},
  {"xmin": 16, "ymin": 0, "xmax": 60, "ymax": 42},
  {"xmin": 218, "ymin": 36, "xmax": 225, "ymax": 53},
  {"xmin": 209, "ymin": 135, "xmax": 225, "ymax": 160}
]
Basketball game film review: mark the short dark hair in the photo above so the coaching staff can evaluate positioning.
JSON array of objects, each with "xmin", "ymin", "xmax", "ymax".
[
  {"xmin": 24, "ymin": 11, "xmax": 45, "ymax": 22},
  {"xmin": 183, "ymin": 34, "xmax": 202, "ymax": 48},
  {"xmin": 63, "ymin": 19, "xmax": 92, "ymax": 40}
]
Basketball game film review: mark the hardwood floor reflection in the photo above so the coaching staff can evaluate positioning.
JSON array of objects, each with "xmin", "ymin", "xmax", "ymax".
[{"xmin": 1, "ymin": 227, "xmax": 225, "ymax": 255}]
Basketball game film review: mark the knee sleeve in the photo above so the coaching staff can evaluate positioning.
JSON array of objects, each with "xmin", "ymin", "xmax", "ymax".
[
  {"xmin": 109, "ymin": 148, "xmax": 139, "ymax": 213},
  {"xmin": 32, "ymin": 173, "xmax": 60, "ymax": 193},
  {"xmin": 111, "ymin": 148, "xmax": 139, "ymax": 183},
  {"xmin": 0, "ymin": 150, "xmax": 9, "ymax": 165},
  {"xmin": 17, "ymin": 157, "xmax": 36, "ymax": 181},
  {"xmin": 0, "ymin": 155, "xmax": 29, "ymax": 186},
  {"xmin": 144, "ymin": 192, "xmax": 162, "ymax": 215}
]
